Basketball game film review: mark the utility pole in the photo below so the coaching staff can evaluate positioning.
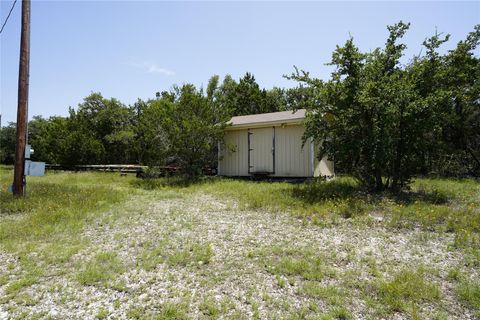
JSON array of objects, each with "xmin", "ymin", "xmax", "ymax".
[{"xmin": 13, "ymin": 0, "xmax": 30, "ymax": 197}]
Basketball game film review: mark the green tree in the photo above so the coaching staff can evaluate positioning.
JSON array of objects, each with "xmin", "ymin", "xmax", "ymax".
[
  {"xmin": 27, "ymin": 116, "xmax": 56, "ymax": 164},
  {"xmin": 137, "ymin": 98, "xmax": 169, "ymax": 166},
  {"xmin": 265, "ymin": 87, "xmax": 288, "ymax": 112},
  {"xmin": 73, "ymin": 93, "xmax": 135, "ymax": 164},
  {"xmin": 0, "ymin": 123, "xmax": 16, "ymax": 164},
  {"xmin": 155, "ymin": 84, "xmax": 228, "ymax": 178},
  {"xmin": 288, "ymin": 21, "xmax": 450, "ymax": 191},
  {"xmin": 235, "ymin": 72, "xmax": 268, "ymax": 115},
  {"xmin": 435, "ymin": 26, "xmax": 480, "ymax": 175},
  {"xmin": 407, "ymin": 25, "xmax": 480, "ymax": 176},
  {"xmin": 215, "ymin": 74, "xmax": 238, "ymax": 117}
]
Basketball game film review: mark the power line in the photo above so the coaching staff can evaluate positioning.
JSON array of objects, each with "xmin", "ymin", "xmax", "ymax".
[{"xmin": 0, "ymin": 0, "xmax": 18, "ymax": 35}]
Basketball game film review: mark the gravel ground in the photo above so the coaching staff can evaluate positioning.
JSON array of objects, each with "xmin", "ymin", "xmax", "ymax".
[{"xmin": 0, "ymin": 190, "xmax": 478, "ymax": 319}]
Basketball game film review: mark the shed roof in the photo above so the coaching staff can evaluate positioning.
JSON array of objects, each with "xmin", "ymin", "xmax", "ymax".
[{"xmin": 228, "ymin": 109, "xmax": 306, "ymax": 129}]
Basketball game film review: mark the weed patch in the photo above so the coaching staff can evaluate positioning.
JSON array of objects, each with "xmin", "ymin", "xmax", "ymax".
[
  {"xmin": 77, "ymin": 251, "xmax": 125, "ymax": 287},
  {"xmin": 456, "ymin": 280, "xmax": 480, "ymax": 314},
  {"xmin": 370, "ymin": 268, "xmax": 440, "ymax": 316},
  {"xmin": 300, "ymin": 282, "xmax": 347, "ymax": 306},
  {"xmin": 259, "ymin": 247, "xmax": 336, "ymax": 281},
  {"xmin": 167, "ymin": 243, "xmax": 213, "ymax": 267}
]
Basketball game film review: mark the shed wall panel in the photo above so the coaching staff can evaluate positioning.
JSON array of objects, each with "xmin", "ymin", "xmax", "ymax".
[
  {"xmin": 219, "ymin": 130, "xmax": 249, "ymax": 176},
  {"xmin": 273, "ymin": 125, "xmax": 310, "ymax": 177},
  {"xmin": 237, "ymin": 130, "xmax": 249, "ymax": 176},
  {"xmin": 314, "ymin": 143, "xmax": 335, "ymax": 177},
  {"xmin": 219, "ymin": 130, "xmax": 236, "ymax": 176}
]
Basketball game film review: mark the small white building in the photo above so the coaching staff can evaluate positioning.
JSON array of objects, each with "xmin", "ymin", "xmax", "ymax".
[{"xmin": 218, "ymin": 109, "xmax": 334, "ymax": 178}]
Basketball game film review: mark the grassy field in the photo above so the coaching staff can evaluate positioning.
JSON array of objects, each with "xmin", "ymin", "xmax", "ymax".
[{"xmin": 0, "ymin": 165, "xmax": 479, "ymax": 319}]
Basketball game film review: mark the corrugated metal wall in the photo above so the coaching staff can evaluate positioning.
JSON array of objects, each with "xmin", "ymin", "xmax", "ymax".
[
  {"xmin": 250, "ymin": 127, "xmax": 274, "ymax": 173},
  {"xmin": 273, "ymin": 125, "xmax": 310, "ymax": 177},
  {"xmin": 219, "ymin": 130, "xmax": 248, "ymax": 176},
  {"xmin": 219, "ymin": 124, "xmax": 334, "ymax": 178}
]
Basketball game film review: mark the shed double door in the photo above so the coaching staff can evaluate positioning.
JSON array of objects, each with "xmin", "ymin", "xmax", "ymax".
[{"xmin": 248, "ymin": 127, "xmax": 274, "ymax": 174}]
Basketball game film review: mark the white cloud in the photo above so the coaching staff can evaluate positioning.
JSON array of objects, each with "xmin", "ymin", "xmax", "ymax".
[{"xmin": 128, "ymin": 60, "xmax": 175, "ymax": 76}]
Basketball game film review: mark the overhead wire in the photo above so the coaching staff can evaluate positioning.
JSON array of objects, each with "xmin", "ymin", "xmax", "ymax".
[
  {"xmin": 0, "ymin": 0, "xmax": 18, "ymax": 35},
  {"xmin": 0, "ymin": 0, "xmax": 19, "ymax": 127}
]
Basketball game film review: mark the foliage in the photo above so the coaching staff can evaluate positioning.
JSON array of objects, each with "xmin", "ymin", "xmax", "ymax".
[
  {"xmin": 67, "ymin": 93, "xmax": 135, "ymax": 164},
  {"xmin": 154, "ymin": 84, "xmax": 229, "ymax": 178},
  {"xmin": 419, "ymin": 25, "xmax": 480, "ymax": 177},
  {"xmin": 0, "ymin": 123, "xmax": 16, "ymax": 164},
  {"xmin": 288, "ymin": 22, "xmax": 480, "ymax": 190},
  {"xmin": 212, "ymin": 72, "xmax": 289, "ymax": 116}
]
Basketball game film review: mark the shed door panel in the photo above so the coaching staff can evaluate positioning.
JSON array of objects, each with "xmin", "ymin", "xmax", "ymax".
[
  {"xmin": 274, "ymin": 125, "xmax": 310, "ymax": 177},
  {"xmin": 249, "ymin": 127, "xmax": 274, "ymax": 173}
]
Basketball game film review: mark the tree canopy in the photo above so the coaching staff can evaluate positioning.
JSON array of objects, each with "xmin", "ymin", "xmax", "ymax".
[{"xmin": 287, "ymin": 22, "xmax": 480, "ymax": 190}]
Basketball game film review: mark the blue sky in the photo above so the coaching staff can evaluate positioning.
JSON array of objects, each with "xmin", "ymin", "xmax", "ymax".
[{"xmin": 1, "ymin": 1, "xmax": 479, "ymax": 124}]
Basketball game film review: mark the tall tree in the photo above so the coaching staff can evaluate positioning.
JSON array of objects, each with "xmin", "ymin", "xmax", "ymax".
[
  {"xmin": 235, "ymin": 72, "xmax": 267, "ymax": 115},
  {"xmin": 288, "ymin": 21, "xmax": 452, "ymax": 191},
  {"xmin": 155, "ymin": 84, "xmax": 228, "ymax": 178}
]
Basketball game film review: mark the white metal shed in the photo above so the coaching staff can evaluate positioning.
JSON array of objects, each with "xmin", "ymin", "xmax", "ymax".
[{"xmin": 218, "ymin": 109, "xmax": 334, "ymax": 178}]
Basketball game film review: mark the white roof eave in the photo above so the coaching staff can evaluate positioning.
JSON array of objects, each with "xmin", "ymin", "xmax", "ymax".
[{"xmin": 225, "ymin": 118, "xmax": 304, "ymax": 130}]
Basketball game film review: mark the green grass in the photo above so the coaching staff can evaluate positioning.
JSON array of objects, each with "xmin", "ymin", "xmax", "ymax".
[
  {"xmin": 199, "ymin": 297, "xmax": 221, "ymax": 318},
  {"xmin": 167, "ymin": 243, "xmax": 214, "ymax": 267},
  {"xmin": 456, "ymin": 280, "xmax": 480, "ymax": 315},
  {"xmin": 1, "ymin": 169, "xmax": 134, "ymax": 246},
  {"xmin": 137, "ymin": 241, "xmax": 213, "ymax": 271},
  {"xmin": 0, "ymin": 166, "xmax": 135, "ymax": 294},
  {"xmin": 249, "ymin": 246, "xmax": 336, "ymax": 282},
  {"xmin": 134, "ymin": 175, "xmax": 480, "ymax": 246},
  {"xmin": 299, "ymin": 283, "xmax": 347, "ymax": 306},
  {"xmin": 267, "ymin": 254, "xmax": 335, "ymax": 281},
  {"xmin": 137, "ymin": 241, "xmax": 169, "ymax": 271},
  {"xmin": 125, "ymin": 302, "xmax": 189, "ymax": 320},
  {"xmin": 158, "ymin": 302, "xmax": 189, "ymax": 320},
  {"xmin": 76, "ymin": 251, "xmax": 126, "ymax": 286},
  {"xmin": 4, "ymin": 271, "xmax": 41, "ymax": 295},
  {"xmin": 95, "ymin": 307, "xmax": 109, "ymax": 319},
  {"xmin": 370, "ymin": 268, "xmax": 441, "ymax": 316}
]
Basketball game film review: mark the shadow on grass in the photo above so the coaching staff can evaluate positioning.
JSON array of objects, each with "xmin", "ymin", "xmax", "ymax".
[
  {"xmin": 132, "ymin": 175, "xmax": 451, "ymax": 206},
  {"xmin": 291, "ymin": 179, "xmax": 361, "ymax": 204},
  {"xmin": 130, "ymin": 175, "xmax": 216, "ymax": 190},
  {"xmin": 290, "ymin": 178, "xmax": 450, "ymax": 206},
  {"xmin": 390, "ymin": 188, "xmax": 449, "ymax": 205},
  {"xmin": 132, "ymin": 175, "xmax": 310, "ymax": 190}
]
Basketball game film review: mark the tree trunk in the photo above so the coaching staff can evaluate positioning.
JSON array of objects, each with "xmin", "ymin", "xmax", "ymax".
[{"xmin": 375, "ymin": 167, "xmax": 384, "ymax": 192}]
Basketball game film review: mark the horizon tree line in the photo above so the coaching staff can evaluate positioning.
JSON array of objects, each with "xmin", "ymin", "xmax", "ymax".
[{"xmin": 0, "ymin": 22, "xmax": 478, "ymax": 190}]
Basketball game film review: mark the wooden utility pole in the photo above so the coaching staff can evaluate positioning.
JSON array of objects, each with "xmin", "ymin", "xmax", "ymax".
[{"xmin": 13, "ymin": 0, "xmax": 31, "ymax": 197}]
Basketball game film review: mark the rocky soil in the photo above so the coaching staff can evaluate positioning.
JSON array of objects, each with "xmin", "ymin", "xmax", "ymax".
[{"xmin": 0, "ymin": 191, "xmax": 477, "ymax": 319}]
